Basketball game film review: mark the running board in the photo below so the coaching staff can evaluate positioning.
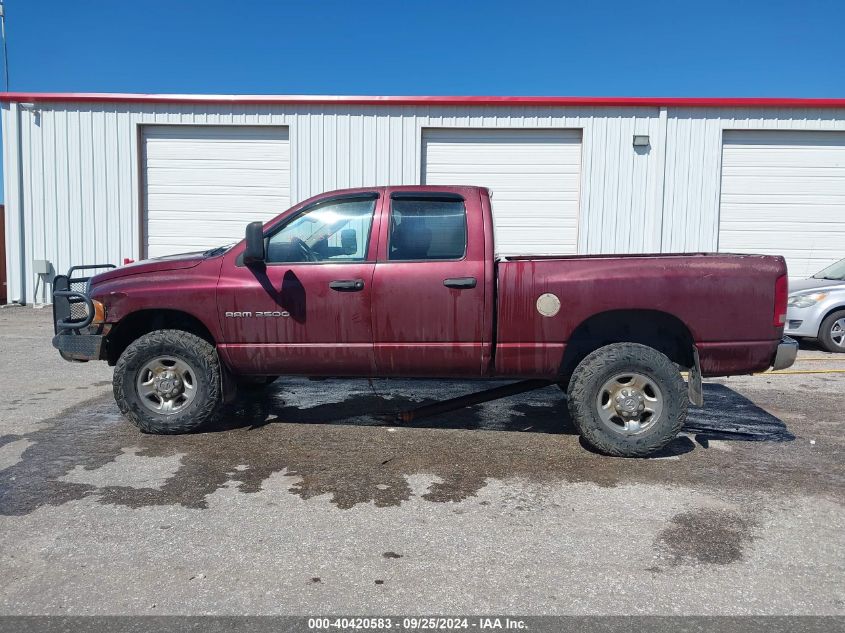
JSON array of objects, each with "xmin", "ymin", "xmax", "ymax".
[{"xmin": 391, "ymin": 379, "xmax": 555, "ymax": 423}]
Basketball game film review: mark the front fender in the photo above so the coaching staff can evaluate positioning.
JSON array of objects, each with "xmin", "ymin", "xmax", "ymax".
[{"xmin": 91, "ymin": 258, "xmax": 225, "ymax": 342}]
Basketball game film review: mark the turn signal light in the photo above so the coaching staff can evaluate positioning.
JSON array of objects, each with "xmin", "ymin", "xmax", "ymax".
[{"xmin": 91, "ymin": 300, "xmax": 107, "ymax": 325}]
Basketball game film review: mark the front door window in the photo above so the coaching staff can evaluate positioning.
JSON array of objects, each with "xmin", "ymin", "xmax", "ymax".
[{"xmin": 266, "ymin": 197, "xmax": 376, "ymax": 263}]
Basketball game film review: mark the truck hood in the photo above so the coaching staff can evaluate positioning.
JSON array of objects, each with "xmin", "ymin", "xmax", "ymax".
[{"xmin": 89, "ymin": 251, "xmax": 207, "ymax": 285}]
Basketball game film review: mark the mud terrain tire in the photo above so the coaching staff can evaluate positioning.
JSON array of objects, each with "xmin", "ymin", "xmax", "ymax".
[
  {"xmin": 114, "ymin": 329, "xmax": 222, "ymax": 434},
  {"xmin": 567, "ymin": 342, "xmax": 687, "ymax": 457}
]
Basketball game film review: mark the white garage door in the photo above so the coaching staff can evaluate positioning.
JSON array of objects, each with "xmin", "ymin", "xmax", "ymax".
[
  {"xmin": 719, "ymin": 130, "xmax": 845, "ymax": 278},
  {"xmin": 422, "ymin": 128, "xmax": 582, "ymax": 254},
  {"xmin": 143, "ymin": 126, "xmax": 290, "ymax": 258}
]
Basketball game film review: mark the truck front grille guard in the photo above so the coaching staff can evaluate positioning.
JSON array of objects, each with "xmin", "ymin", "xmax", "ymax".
[{"xmin": 52, "ymin": 264, "xmax": 116, "ymax": 333}]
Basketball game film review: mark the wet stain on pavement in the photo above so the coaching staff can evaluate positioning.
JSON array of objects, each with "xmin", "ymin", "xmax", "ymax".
[
  {"xmin": 0, "ymin": 380, "xmax": 836, "ymax": 516},
  {"xmin": 682, "ymin": 386, "xmax": 796, "ymax": 443},
  {"xmin": 0, "ymin": 434, "xmax": 24, "ymax": 450},
  {"xmin": 655, "ymin": 509, "xmax": 755, "ymax": 566}
]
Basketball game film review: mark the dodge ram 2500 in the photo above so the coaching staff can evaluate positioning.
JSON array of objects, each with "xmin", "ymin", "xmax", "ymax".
[{"xmin": 52, "ymin": 185, "xmax": 797, "ymax": 456}]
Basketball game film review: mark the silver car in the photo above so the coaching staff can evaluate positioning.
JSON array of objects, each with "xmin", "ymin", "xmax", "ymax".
[{"xmin": 785, "ymin": 258, "xmax": 845, "ymax": 353}]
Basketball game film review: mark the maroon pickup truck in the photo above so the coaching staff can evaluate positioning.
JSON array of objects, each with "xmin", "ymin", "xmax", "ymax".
[{"xmin": 52, "ymin": 185, "xmax": 797, "ymax": 456}]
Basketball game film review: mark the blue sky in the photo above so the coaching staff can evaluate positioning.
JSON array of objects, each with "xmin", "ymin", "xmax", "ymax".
[{"xmin": 1, "ymin": 0, "xmax": 844, "ymax": 199}]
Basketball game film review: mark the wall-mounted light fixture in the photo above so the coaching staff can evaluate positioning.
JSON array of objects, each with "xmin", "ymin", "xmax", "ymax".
[
  {"xmin": 18, "ymin": 102, "xmax": 42, "ymax": 125},
  {"xmin": 632, "ymin": 134, "xmax": 650, "ymax": 147}
]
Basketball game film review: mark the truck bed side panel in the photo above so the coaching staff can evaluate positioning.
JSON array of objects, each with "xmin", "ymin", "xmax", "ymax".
[{"xmin": 495, "ymin": 254, "xmax": 786, "ymax": 378}]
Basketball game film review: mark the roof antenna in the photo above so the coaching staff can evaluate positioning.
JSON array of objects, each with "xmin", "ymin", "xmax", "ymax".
[{"xmin": 0, "ymin": 0, "xmax": 8, "ymax": 91}]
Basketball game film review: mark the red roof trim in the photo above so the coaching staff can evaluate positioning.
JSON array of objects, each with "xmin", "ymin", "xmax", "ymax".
[{"xmin": 0, "ymin": 92, "xmax": 844, "ymax": 108}]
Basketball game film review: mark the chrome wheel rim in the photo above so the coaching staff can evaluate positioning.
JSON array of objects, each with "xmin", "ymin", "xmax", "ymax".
[
  {"xmin": 135, "ymin": 356, "xmax": 197, "ymax": 415},
  {"xmin": 596, "ymin": 372, "xmax": 663, "ymax": 435},
  {"xmin": 831, "ymin": 318, "xmax": 845, "ymax": 348}
]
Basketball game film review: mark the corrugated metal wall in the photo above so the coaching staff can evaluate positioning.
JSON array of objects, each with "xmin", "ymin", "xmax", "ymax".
[{"xmin": 3, "ymin": 101, "xmax": 845, "ymax": 303}]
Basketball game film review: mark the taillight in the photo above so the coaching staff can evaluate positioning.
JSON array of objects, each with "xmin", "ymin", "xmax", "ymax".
[{"xmin": 773, "ymin": 274, "xmax": 788, "ymax": 327}]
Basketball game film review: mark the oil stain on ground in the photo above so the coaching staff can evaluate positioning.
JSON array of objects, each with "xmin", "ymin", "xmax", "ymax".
[
  {"xmin": 0, "ymin": 379, "xmax": 835, "ymax": 517},
  {"xmin": 654, "ymin": 509, "xmax": 755, "ymax": 565}
]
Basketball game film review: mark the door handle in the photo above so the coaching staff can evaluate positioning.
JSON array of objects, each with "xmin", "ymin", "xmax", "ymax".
[
  {"xmin": 329, "ymin": 279, "xmax": 365, "ymax": 292},
  {"xmin": 443, "ymin": 277, "xmax": 477, "ymax": 289}
]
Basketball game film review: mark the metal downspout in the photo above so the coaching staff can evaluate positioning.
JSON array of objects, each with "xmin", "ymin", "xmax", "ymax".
[{"xmin": 14, "ymin": 101, "xmax": 26, "ymax": 303}]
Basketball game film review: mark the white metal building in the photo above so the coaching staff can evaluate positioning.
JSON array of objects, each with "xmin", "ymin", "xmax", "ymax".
[{"xmin": 2, "ymin": 93, "xmax": 845, "ymax": 304}]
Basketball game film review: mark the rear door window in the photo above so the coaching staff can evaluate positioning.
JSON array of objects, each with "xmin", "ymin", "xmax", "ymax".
[{"xmin": 388, "ymin": 197, "xmax": 467, "ymax": 261}]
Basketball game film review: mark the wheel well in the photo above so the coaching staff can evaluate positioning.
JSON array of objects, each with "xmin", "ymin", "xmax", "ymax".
[
  {"xmin": 559, "ymin": 310, "xmax": 694, "ymax": 386},
  {"xmin": 105, "ymin": 309, "xmax": 215, "ymax": 365},
  {"xmin": 821, "ymin": 304, "xmax": 845, "ymax": 327}
]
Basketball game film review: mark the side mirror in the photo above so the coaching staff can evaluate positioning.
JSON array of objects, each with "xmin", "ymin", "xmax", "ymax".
[
  {"xmin": 340, "ymin": 228, "xmax": 357, "ymax": 255},
  {"xmin": 243, "ymin": 221, "xmax": 266, "ymax": 265}
]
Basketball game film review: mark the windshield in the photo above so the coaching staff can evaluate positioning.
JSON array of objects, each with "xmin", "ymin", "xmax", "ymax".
[{"xmin": 812, "ymin": 258, "xmax": 845, "ymax": 281}]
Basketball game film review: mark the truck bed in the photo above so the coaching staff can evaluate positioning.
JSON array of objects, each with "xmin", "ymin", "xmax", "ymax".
[{"xmin": 493, "ymin": 252, "xmax": 787, "ymax": 378}]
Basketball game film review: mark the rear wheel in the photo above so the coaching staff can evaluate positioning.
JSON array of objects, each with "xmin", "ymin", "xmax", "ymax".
[
  {"xmin": 818, "ymin": 310, "xmax": 845, "ymax": 353},
  {"xmin": 114, "ymin": 329, "xmax": 223, "ymax": 434},
  {"xmin": 567, "ymin": 342, "xmax": 687, "ymax": 457}
]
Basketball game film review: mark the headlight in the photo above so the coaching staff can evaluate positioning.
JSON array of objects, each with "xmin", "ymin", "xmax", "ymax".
[{"xmin": 787, "ymin": 292, "xmax": 827, "ymax": 308}]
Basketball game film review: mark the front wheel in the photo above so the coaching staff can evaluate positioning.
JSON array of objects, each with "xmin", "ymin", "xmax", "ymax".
[
  {"xmin": 567, "ymin": 343, "xmax": 687, "ymax": 457},
  {"xmin": 818, "ymin": 310, "xmax": 845, "ymax": 353},
  {"xmin": 113, "ymin": 330, "xmax": 223, "ymax": 434}
]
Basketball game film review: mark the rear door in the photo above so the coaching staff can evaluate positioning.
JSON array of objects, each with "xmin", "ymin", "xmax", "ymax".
[
  {"xmin": 217, "ymin": 191, "xmax": 382, "ymax": 376},
  {"xmin": 371, "ymin": 189, "xmax": 487, "ymax": 377}
]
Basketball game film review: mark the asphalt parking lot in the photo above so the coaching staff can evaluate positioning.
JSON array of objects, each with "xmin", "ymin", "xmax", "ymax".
[{"xmin": 0, "ymin": 307, "xmax": 843, "ymax": 615}]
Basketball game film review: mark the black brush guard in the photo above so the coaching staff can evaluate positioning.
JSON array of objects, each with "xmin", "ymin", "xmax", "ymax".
[{"xmin": 52, "ymin": 264, "xmax": 116, "ymax": 333}]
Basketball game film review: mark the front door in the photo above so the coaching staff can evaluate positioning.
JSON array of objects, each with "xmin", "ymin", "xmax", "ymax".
[
  {"xmin": 371, "ymin": 189, "xmax": 487, "ymax": 377},
  {"xmin": 217, "ymin": 192, "xmax": 382, "ymax": 376}
]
